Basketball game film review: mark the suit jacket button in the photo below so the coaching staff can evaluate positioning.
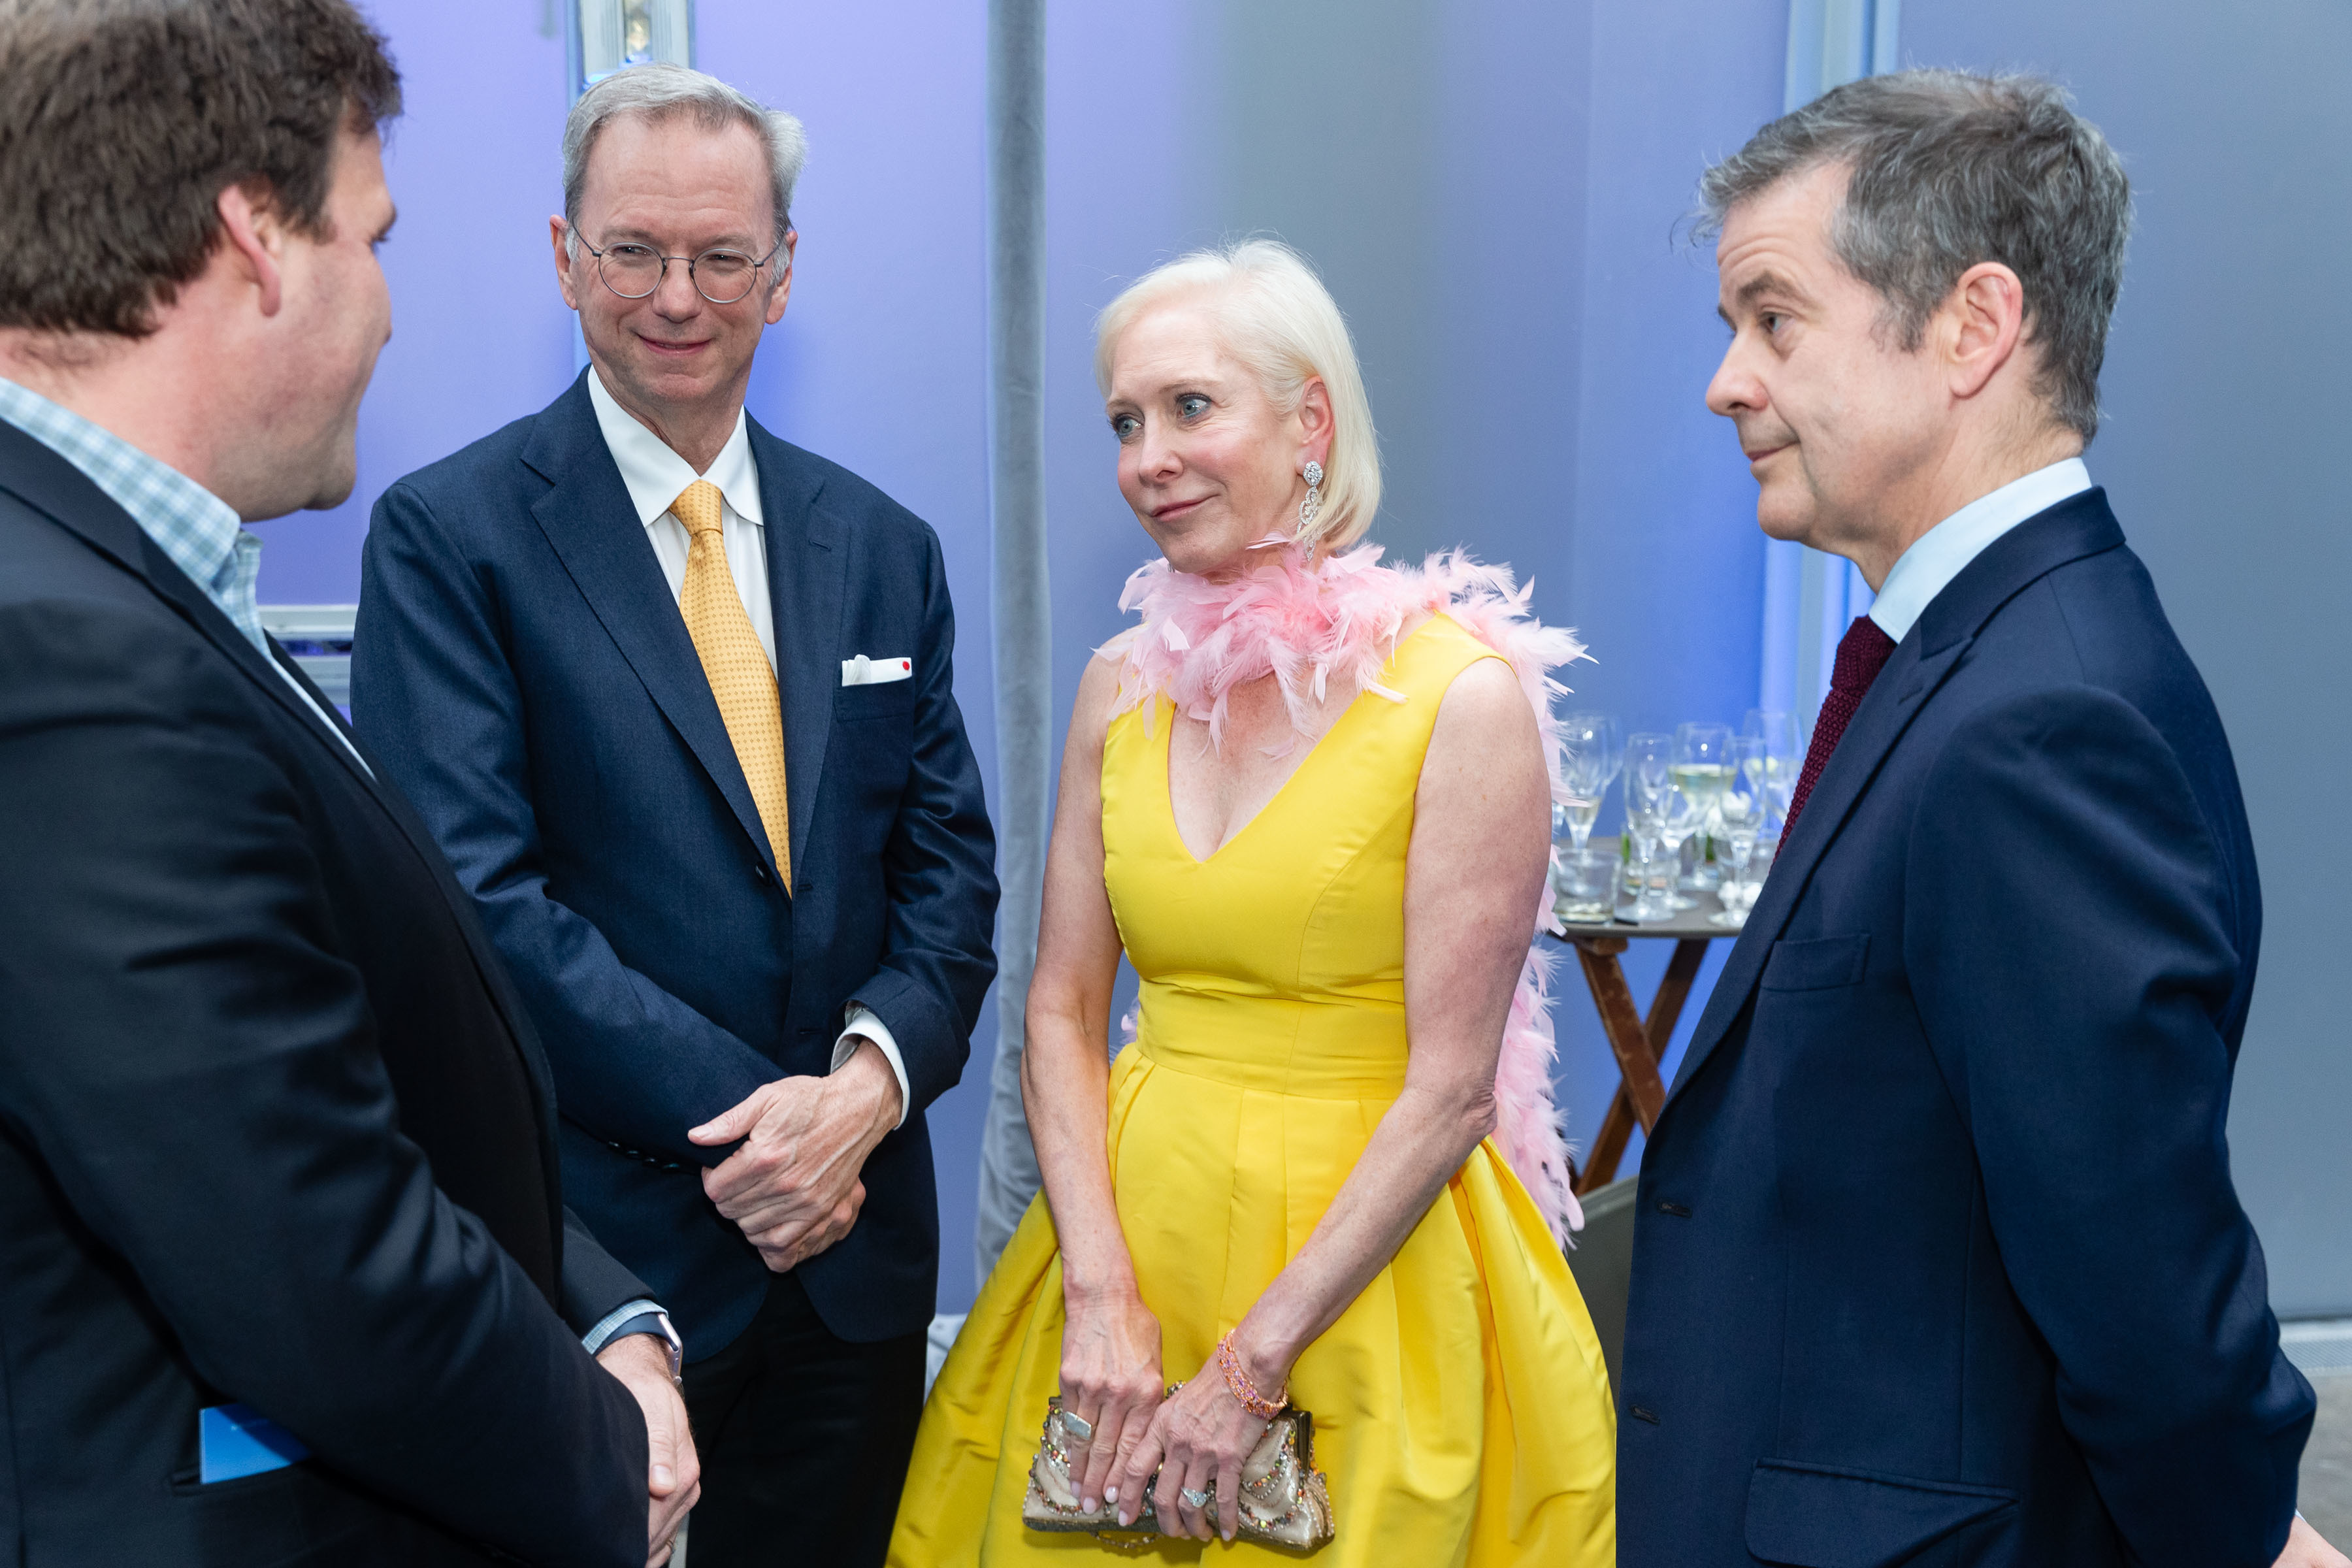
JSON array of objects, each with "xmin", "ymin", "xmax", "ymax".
[
  {"xmin": 1629, "ymin": 1405, "xmax": 1661, "ymax": 1425},
  {"xmin": 753, "ymin": 861, "xmax": 772, "ymax": 883}
]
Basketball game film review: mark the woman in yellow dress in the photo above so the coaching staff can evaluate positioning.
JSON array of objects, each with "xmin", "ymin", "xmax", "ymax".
[{"xmin": 889, "ymin": 240, "xmax": 1615, "ymax": 1565}]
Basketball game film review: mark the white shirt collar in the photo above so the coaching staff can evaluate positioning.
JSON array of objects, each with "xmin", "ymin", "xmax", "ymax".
[
  {"xmin": 1868, "ymin": 457, "xmax": 2093, "ymax": 643},
  {"xmin": 585, "ymin": 367, "xmax": 764, "ymax": 529}
]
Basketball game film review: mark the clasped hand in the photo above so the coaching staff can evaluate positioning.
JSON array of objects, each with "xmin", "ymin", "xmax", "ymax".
[
  {"xmin": 687, "ymin": 1039, "xmax": 902, "ymax": 1272},
  {"xmin": 595, "ymin": 1333, "xmax": 699, "ymax": 1567},
  {"xmin": 1058, "ymin": 1290, "xmax": 1275, "ymax": 1543}
]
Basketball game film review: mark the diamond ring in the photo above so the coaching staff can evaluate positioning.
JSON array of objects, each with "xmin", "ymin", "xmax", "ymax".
[
  {"xmin": 1180, "ymin": 1487, "xmax": 1211, "ymax": 1509},
  {"xmin": 1061, "ymin": 1411, "xmax": 1094, "ymax": 1441}
]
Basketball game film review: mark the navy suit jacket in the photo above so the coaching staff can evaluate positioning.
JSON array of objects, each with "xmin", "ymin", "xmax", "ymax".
[
  {"xmin": 0, "ymin": 419, "xmax": 649, "ymax": 1566},
  {"xmin": 353, "ymin": 372, "xmax": 998, "ymax": 1358},
  {"xmin": 1620, "ymin": 492, "xmax": 2313, "ymax": 1567}
]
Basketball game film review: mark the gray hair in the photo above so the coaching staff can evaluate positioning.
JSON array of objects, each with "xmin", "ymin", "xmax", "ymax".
[
  {"xmin": 563, "ymin": 62, "xmax": 807, "ymax": 256},
  {"xmin": 1698, "ymin": 69, "xmax": 2131, "ymax": 440}
]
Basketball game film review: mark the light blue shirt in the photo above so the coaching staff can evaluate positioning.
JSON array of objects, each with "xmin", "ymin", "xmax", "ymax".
[
  {"xmin": 1, "ymin": 377, "xmax": 669, "ymax": 1350},
  {"xmin": 1867, "ymin": 457, "xmax": 2095, "ymax": 644},
  {"xmin": 0, "ymin": 376, "xmax": 368, "ymax": 772}
]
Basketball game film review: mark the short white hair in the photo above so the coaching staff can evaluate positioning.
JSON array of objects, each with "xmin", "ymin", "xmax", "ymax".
[
  {"xmin": 1094, "ymin": 239, "xmax": 1382, "ymax": 555},
  {"xmin": 563, "ymin": 63, "xmax": 807, "ymax": 255}
]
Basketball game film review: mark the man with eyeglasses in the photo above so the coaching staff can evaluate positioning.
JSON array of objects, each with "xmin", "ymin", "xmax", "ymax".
[{"xmin": 353, "ymin": 62, "xmax": 998, "ymax": 1568}]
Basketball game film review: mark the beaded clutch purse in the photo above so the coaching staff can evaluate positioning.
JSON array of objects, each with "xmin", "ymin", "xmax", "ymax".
[{"xmin": 1021, "ymin": 1394, "xmax": 1335, "ymax": 1550}]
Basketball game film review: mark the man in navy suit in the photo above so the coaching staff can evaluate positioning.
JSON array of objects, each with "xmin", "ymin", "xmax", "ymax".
[
  {"xmin": 353, "ymin": 63, "xmax": 997, "ymax": 1568},
  {"xmin": 1618, "ymin": 71, "xmax": 2336, "ymax": 1567}
]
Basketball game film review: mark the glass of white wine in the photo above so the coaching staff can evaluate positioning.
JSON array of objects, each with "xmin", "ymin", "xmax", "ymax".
[{"xmin": 1672, "ymin": 722, "xmax": 1733, "ymax": 895}]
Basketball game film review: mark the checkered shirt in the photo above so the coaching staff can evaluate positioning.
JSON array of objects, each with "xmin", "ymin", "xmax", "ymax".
[{"xmin": 0, "ymin": 376, "xmax": 270, "ymax": 658}]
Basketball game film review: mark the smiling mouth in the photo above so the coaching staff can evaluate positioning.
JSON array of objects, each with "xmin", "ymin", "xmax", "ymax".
[
  {"xmin": 638, "ymin": 335, "xmax": 710, "ymax": 357},
  {"xmin": 1744, "ymin": 442, "xmax": 1792, "ymax": 465},
  {"xmin": 1151, "ymin": 497, "xmax": 1207, "ymax": 521}
]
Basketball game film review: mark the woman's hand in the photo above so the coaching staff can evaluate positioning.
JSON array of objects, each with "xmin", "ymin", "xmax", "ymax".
[
  {"xmin": 1058, "ymin": 1285, "xmax": 1164, "ymax": 1516},
  {"xmin": 1117, "ymin": 1346, "xmax": 1281, "ymax": 1540}
]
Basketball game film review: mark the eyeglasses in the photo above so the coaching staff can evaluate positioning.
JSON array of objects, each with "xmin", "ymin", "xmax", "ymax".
[{"xmin": 578, "ymin": 234, "xmax": 785, "ymax": 305}]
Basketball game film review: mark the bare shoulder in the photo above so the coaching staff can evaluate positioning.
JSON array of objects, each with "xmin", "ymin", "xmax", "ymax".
[
  {"xmin": 1068, "ymin": 649, "xmax": 1131, "ymax": 755},
  {"xmin": 1430, "ymin": 656, "xmax": 1536, "ymax": 747}
]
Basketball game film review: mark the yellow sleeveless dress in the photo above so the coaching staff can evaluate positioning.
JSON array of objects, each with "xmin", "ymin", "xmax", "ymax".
[{"xmin": 889, "ymin": 616, "xmax": 1616, "ymax": 1566}]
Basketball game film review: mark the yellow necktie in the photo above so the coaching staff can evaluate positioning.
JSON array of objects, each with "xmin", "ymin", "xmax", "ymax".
[{"xmin": 672, "ymin": 480, "xmax": 790, "ymax": 891}]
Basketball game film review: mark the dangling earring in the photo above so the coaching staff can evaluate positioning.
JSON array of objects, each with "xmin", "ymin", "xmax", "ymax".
[{"xmin": 1297, "ymin": 460, "xmax": 1324, "ymax": 535}]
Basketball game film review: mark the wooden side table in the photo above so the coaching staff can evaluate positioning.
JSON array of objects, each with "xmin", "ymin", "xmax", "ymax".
[{"xmin": 1546, "ymin": 896, "xmax": 1733, "ymax": 1194}]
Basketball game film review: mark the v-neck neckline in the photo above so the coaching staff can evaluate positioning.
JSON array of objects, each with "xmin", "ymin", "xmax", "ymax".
[{"xmin": 1158, "ymin": 617, "xmax": 1437, "ymax": 867}]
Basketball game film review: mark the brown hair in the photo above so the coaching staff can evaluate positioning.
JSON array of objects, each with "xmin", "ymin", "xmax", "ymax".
[{"xmin": 0, "ymin": 0, "xmax": 402, "ymax": 338}]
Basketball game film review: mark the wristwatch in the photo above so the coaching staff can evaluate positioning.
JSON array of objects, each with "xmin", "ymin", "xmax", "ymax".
[{"xmin": 608, "ymin": 1307, "xmax": 684, "ymax": 1386}]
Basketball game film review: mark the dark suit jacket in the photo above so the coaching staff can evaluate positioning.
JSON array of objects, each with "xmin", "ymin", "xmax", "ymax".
[
  {"xmin": 1620, "ymin": 491, "xmax": 2314, "ymax": 1568},
  {"xmin": 0, "ymin": 419, "xmax": 651, "ymax": 1567},
  {"xmin": 352, "ymin": 372, "xmax": 998, "ymax": 1358}
]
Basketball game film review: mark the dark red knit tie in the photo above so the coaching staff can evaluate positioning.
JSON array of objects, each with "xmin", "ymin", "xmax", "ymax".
[{"xmin": 1782, "ymin": 615, "xmax": 1897, "ymax": 841}]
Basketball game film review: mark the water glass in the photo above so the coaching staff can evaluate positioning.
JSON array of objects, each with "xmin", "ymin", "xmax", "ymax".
[
  {"xmin": 1712, "ymin": 736, "xmax": 1768, "ymax": 927},
  {"xmin": 1554, "ymin": 843, "xmax": 1622, "ymax": 925}
]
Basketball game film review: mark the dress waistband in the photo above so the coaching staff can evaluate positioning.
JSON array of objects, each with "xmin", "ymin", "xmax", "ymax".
[{"xmin": 1131, "ymin": 977, "xmax": 1409, "ymax": 1101}]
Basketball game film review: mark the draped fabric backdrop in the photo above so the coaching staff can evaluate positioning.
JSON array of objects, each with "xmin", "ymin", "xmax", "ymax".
[{"xmin": 252, "ymin": 0, "xmax": 2346, "ymax": 1317}]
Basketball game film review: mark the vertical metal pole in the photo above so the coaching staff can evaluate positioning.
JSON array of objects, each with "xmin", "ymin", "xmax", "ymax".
[{"xmin": 973, "ymin": 0, "xmax": 1051, "ymax": 1282}]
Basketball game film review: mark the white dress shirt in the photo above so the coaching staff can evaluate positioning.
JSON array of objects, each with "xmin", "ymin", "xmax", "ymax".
[
  {"xmin": 1867, "ymin": 457, "xmax": 2094, "ymax": 644},
  {"xmin": 586, "ymin": 369, "xmax": 911, "ymax": 1124}
]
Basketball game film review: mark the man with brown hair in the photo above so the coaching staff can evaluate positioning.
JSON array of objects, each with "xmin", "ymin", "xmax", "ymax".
[{"xmin": 0, "ymin": 3, "xmax": 694, "ymax": 1563}]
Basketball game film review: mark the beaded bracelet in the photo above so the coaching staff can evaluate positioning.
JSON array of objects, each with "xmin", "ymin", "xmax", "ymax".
[{"xmin": 1214, "ymin": 1330, "xmax": 1289, "ymax": 1419}]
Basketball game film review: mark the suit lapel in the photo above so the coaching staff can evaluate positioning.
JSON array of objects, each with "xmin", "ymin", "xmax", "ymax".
[
  {"xmin": 1668, "ymin": 631, "xmax": 1967, "ymax": 1101},
  {"xmin": 748, "ymin": 417, "xmax": 841, "ymax": 886},
  {"xmin": 1663, "ymin": 490, "xmax": 2129, "ymax": 1111},
  {"xmin": 0, "ymin": 423, "xmax": 564, "ymax": 1198},
  {"xmin": 521, "ymin": 374, "xmax": 778, "ymax": 871}
]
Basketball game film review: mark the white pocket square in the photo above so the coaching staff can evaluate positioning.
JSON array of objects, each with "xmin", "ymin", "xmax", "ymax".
[{"xmin": 841, "ymin": 654, "xmax": 914, "ymax": 686}]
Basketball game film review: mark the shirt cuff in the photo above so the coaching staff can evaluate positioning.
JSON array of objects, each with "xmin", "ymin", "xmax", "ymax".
[
  {"xmin": 580, "ymin": 1297, "xmax": 664, "ymax": 1356},
  {"xmin": 834, "ymin": 1004, "xmax": 910, "ymax": 1130}
]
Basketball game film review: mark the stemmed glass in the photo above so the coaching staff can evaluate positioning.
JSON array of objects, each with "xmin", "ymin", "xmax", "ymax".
[
  {"xmin": 1673, "ymin": 723, "xmax": 1734, "ymax": 891},
  {"xmin": 1555, "ymin": 713, "xmax": 1623, "ymax": 852},
  {"xmin": 1621, "ymin": 734, "xmax": 1676, "ymax": 924},
  {"xmin": 1742, "ymin": 708, "xmax": 1800, "ymax": 833},
  {"xmin": 1712, "ymin": 736, "xmax": 1768, "ymax": 927}
]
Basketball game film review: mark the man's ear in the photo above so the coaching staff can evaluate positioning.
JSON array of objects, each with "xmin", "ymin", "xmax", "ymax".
[
  {"xmin": 1944, "ymin": 260, "xmax": 2028, "ymax": 402},
  {"xmin": 214, "ymin": 182, "xmax": 287, "ymax": 318},
  {"xmin": 551, "ymin": 216, "xmax": 583, "ymax": 311},
  {"xmin": 763, "ymin": 229, "xmax": 796, "ymax": 327}
]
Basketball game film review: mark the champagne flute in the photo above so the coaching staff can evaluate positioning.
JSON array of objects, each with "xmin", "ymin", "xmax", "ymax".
[
  {"xmin": 1712, "ymin": 736, "xmax": 1768, "ymax": 927},
  {"xmin": 1672, "ymin": 723, "xmax": 1733, "ymax": 892},
  {"xmin": 1622, "ymin": 733, "xmax": 1674, "ymax": 923},
  {"xmin": 1743, "ymin": 708, "xmax": 1799, "ymax": 830}
]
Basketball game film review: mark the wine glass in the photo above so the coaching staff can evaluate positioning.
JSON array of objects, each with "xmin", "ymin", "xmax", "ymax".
[
  {"xmin": 1743, "ymin": 708, "xmax": 1799, "ymax": 830},
  {"xmin": 1712, "ymin": 736, "xmax": 1768, "ymax": 927},
  {"xmin": 1556, "ymin": 713, "xmax": 1622, "ymax": 853},
  {"xmin": 1621, "ymin": 733, "xmax": 1675, "ymax": 924},
  {"xmin": 1672, "ymin": 723, "xmax": 1733, "ymax": 893}
]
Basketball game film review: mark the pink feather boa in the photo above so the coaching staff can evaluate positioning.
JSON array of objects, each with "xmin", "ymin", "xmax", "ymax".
[{"xmin": 1102, "ymin": 538, "xmax": 1590, "ymax": 1242}]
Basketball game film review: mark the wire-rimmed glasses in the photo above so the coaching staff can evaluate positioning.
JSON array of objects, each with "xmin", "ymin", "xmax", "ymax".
[{"xmin": 578, "ymin": 235, "xmax": 785, "ymax": 305}]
